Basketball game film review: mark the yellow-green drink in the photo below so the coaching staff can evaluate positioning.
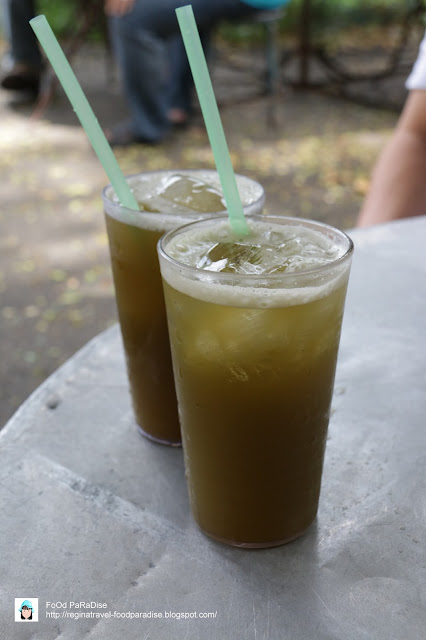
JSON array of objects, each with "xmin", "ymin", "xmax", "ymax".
[
  {"xmin": 158, "ymin": 215, "xmax": 353, "ymax": 545},
  {"xmin": 102, "ymin": 170, "xmax": 264, "ymax": 446}
]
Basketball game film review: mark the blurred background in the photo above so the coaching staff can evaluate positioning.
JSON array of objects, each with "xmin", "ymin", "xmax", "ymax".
[{"xmin": 0, "ymin": 0, "xmax": 424, "ymax": 426}]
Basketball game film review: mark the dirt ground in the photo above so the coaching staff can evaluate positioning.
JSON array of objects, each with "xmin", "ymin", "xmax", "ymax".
[{"xmin": 0, "ymin": 36, "xmax": 413, "ymax": 427}]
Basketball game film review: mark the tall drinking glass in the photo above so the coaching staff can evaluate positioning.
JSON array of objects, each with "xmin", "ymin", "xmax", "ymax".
[
  {"xmin": 158, "ymin": 215, "xmax": 353, "ymax": 546},
  {"xmin": 102, "ymin": 170, "xmax": 265, "ymax": 446}
]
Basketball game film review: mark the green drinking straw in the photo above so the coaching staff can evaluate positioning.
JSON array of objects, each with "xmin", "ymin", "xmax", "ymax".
[
  {"xmin": 176, "ymin": 5, "xmax": 249, "ymax": 236},
  {"xmin": 29, "ymin": 15, "xmax": 139, "ymax": 211}
]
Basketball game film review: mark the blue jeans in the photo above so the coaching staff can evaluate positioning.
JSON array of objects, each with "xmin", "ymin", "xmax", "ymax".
[
  {"xmin": 5, "ymin": 0, "xmax": 41, "ymax": 69},
  {"xmin": 108, "ymin": 0, "xmax": 257, "ymax": 142}
]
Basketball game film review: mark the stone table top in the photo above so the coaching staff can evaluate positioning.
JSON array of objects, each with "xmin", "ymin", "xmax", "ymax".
[{"xmin": 1, "ymin": 216, "xmax": 425, "ymax": 639}]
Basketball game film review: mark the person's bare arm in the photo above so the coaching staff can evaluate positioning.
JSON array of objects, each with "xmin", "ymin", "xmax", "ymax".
[{"xmin": 357, "ymin": 90, "xmax": 426, "ymax": 227}]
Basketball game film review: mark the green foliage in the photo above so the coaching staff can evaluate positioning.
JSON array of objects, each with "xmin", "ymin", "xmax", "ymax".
[
  {"xmin": 38, "ymin": 0, "xmax": 76, "ymax": 36},
  {"xmin": 6, "ymin": 0, "xmax": 419, "ymax": 46},
  {"xmin": 282, "ymin": 0, "xmax": 416, "ymax": 34},
  {"xmin": 218, "ymin": 0, "xmax": 419, "ymax": 45},
  {"xmin": 37, "ymin": 0, "xmax": 105, "ymax": 41}
]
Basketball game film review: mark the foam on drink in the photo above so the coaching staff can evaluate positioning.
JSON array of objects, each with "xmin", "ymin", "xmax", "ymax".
[
  {"xmin": 161, "ymin": 218, "xmax": 351, "ymax": 309},
  {"xmin": 104, "ymin": 170, "xmax": 265, "ymax": 232}
]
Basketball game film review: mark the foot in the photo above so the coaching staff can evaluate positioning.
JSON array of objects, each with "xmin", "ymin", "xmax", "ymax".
[
  {"xmin": 167, "ymin": 108, "xmax": 189, "ymax": 129},
  {"xmin": 105, "ymin": 122, "xmax": 160, "ymax": 147},
  {"xmin": 1, "ymin": 63, "xmax": 41, "ymax": 94}
]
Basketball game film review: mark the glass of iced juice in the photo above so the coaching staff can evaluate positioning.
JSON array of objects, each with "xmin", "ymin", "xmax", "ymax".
[
  {"xmin": 158, "ymin": 214, "xmax": 353, "ymax": 546},
  {"xmin": 102, "ymin": 170, "xmax": 265, "ymax": 446}
]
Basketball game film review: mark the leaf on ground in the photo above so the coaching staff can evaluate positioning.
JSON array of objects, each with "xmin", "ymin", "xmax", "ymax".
[
  {"xmin": 49, "ymin": 269, "xmax": 67, "ymax": 282},
  {"xmin": 58, "ymin": 291, "xmax": 82, "ymax": 306}
]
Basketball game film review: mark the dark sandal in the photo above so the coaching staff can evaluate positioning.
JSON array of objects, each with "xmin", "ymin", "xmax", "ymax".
[
  {"xmin": 105, "ymin": 123, "xmax": 158, "ymax": 147},
  {"xmin": 1, "ymin": 63, "xmax": 40, "ymax": 93}
]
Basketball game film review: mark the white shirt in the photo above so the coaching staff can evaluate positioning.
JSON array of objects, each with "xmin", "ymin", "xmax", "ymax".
[{"xmin": 406, "ymin": 32, "xmax": 426, "ymax": 89}]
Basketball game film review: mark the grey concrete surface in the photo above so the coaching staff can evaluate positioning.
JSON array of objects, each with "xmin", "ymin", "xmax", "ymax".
[{"xmin": 1, "ymin": 216, "xmax": 425, "ymax": 639}]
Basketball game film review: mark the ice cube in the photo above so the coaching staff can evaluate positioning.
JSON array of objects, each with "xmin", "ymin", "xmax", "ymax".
[
  {"xmin": 187, "ymin": 306, "xmax": 289, "ymax": 382},
  {"xmin": 197, "ymin": 242, "xmax": 263, "ymax": 274},
  {"xmin": 136, "ymin": 194, "xmax": 190, "ymax": 214},
  {"xmin": 137, "ymin": 198, "xmax": 161, "ymax": 213},
  {"xmin": 158, "ymin": 174, "xmax": 225, "ymax": 213}
]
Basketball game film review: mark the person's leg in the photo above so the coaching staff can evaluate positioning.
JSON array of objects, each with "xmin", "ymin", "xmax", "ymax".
[
  {"xmin": 1, "ymin": 0, "xmax": 11, "ymax": 41},
  {"xmin": 108, "ymin": 0, "xmax": 256, "ymax": 144},
  {"xmin": 7, "ymin": 0, "xmax": 41, "ymax": 68},
  {"xmin": 1, "ymin": 0, "xmax": 41, "ymax": 93},
  {"xmin": 166, "ymin": 35, "xmax": 193, "ymax": 121},
  {"xmin": 166, "ymin": 30, "xmax": 211, "ymax": 125},
  {"xmin": 1, "ymin": 0, "xmax": 13, "ymax": 71},
  {"xmin": 108, "ymin": 16, "xmax": 171, "ymax": 143}
]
